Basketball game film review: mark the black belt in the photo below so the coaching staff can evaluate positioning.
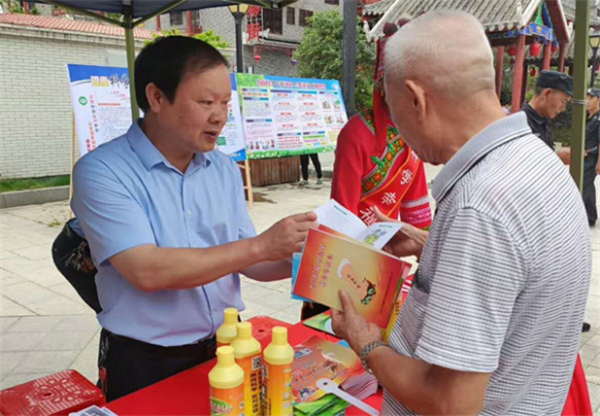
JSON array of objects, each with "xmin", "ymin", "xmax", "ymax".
[{"xmin": 102, "ymin": 329, "xmax": 216, "ymax": 357}]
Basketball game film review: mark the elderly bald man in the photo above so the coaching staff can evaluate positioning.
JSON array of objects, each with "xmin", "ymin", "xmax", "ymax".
[{"xmin": 332, "ymin": 10, "xmax": 591, "ymax": 416}]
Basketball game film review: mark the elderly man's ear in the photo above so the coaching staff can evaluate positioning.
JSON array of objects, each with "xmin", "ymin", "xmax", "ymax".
[{"xmin": 404, "ymin": 80, "xmax": 427, "ymax": 117}]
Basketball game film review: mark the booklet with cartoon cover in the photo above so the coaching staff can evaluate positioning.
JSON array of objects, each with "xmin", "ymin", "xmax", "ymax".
[
  {"xmin": 292, "ymin": 227, "xmax": 410, "ymax": 328},
  {"xmin": 292, "ymin": 336, "xmax": 362, "ymax": 404}
]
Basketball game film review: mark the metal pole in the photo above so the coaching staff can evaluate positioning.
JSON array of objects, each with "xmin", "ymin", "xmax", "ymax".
[
  {"xmin": 590, "ymin": 47, "xmax": 599, "ymax": 88},
  {"xmin": 341, "ymin": 0, "xmax": 357, "ymax": 116},
  {"xmin": 570, "ymin": 0, "xmax": 590, "ymax": 192},
  {"xmin": 124, "ymin": 6, "xmax": 139, "ymax": 121},
  {"xmin": 233, "ymin": 13, "xmax": 245, "ymax": 73}
]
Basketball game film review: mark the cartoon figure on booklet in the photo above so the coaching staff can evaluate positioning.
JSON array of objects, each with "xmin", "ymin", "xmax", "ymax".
[{"xmin": 337, "ymin": 259, "xmax": 376, "ymax": 306}]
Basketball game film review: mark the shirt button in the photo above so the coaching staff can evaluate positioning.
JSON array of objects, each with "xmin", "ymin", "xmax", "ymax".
[{"xmin": 188, "ymin": 210, "xmax": 193, "ymax": 216}]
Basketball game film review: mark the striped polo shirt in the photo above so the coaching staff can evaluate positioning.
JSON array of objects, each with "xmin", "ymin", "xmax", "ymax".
[{"xmin": 384, "ymin": 113, "xmax": 591, "ymax": 415}]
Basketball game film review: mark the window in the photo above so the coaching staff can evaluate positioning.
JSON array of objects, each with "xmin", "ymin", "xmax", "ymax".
[
  {"xmin": 170, "ymin": 11, "xmax": 183, "ymax": 26},
  {"xmin": 263, "ymin": 8, "xmax": 283, "ymax": 35},
  {"xmin": 299, "ymin": 9, "xmax": 314, "ymax": 27},
  {"xmin": 325, "ymin": 0, "xmax": 339, "ymax": 4},
  {"xmin": 286, "ymin": 7, "xmax": 296, "ymax": 25},
  {"xmin": 191, "ymin": 10, "xmax": 200, "ymax": 31}
]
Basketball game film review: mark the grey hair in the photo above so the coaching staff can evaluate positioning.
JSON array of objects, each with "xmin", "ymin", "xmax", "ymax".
[{"xmin": 384, "ymin": 10, "xmax": 495, "ymax": 99}]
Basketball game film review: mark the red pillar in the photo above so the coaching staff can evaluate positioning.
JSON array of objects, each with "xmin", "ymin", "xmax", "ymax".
[
  {"xmin": 511, "ymin": 35, "xmax": 527, "ymax": 113},
  {"xmin": 495, "ymin": 46, "xmax": 505, "ymax": 98},
  {"xmin": 186, "ymin": 11, "xmax": 193, "ymax": 35},
  {"xmin": 542, "ymin": 42, "xmax": 552, "ymax": 70},
  {"xmin": 558, "ymin": 42, "xmax": 567, "ymax": 73},
  {"xmin": 156, "ymin": 15, "xmax": 162, "ymax": 32}
]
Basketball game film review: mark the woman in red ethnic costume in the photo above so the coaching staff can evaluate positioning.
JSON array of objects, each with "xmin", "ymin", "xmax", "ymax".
[
  {"xmin": 331, "ymin": 23, "xmax": 432, "ymax": 229},
  {"xmin": 300, "ymin": 21, "xmax": 432, "ymax": 321}
]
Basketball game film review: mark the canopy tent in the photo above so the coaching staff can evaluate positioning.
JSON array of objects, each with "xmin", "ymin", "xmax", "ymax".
[{"xmin": 28, "ymin": 0, "xmax": 298, "ymax": 119}]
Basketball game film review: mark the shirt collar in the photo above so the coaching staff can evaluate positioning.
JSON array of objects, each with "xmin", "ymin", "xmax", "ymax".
[
  {"xmin": 432, "ymin": 112, "xmax": 532, "ymax": 203},
  {"xmin": 522, "ymin": 102, "xmax": 547, "ymax": 125},
  {"xmin": 127, "ymin": 120, "xmax": 211, "ymax": 173}
]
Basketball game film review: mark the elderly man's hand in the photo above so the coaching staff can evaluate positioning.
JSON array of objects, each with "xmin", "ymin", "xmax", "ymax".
[{"xmin": 331, "ymin": 290, "xmax": 382, "ymax": 355}]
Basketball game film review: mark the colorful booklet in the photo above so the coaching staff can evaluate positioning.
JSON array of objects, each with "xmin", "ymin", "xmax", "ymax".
[
  {"xmin": 292, "ymin": 336, "xmax": 362, "ymax": 404},
  {"xmin": 293, "ymin": 227, "xmax": 410, "ymax": 328}
]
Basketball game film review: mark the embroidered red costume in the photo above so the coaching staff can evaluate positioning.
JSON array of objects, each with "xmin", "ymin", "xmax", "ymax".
[{"xmin": 331, "ymin": 26, "xmax": 432, "ymax": 229}]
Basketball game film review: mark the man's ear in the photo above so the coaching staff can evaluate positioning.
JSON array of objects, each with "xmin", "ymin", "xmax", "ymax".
[
  {"xmin": 542, "ymin": 88, "xmax": 553, "ymax": 99},
  {"xmin": 145, "ymin": 83, "xmax": 168, "ymax": 114},
  {"xmin": 404, "ymin": 79, "xmax": 427, "ymax": 119}
]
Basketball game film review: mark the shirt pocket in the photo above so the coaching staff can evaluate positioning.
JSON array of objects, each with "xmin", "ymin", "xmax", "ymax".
[{"xmin": 399, "ymin": 285, "xmax": 430, "ymax": 353}]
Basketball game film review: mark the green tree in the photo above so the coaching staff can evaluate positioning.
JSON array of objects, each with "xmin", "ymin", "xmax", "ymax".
[
  {"xmin": 294, "ymin": 10, "xmax": 376, "ymax": 112},
  {"xmin": 145, "ymin": 28, "xmax": 229, "ymax": 49}
]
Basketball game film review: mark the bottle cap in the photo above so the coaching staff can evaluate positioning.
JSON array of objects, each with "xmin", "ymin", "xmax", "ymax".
[
  {"xmin": 237, "ymin": 322, "xmax": 252, "ymax": 339},
  {"xmin": 217, "ymin": 345, "xmax": 235, "ymax": 366},
  {"xmin": 223, "ymin": 308, "xmax": 238, "ymax": 325},
  {"xmin": 272, "ymin": 327, "xmax": 288, "ymax": 345}
]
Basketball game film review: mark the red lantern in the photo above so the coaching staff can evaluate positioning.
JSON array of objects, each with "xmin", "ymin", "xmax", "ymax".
[
  {"xmin": 530, "ymin": 67, "xmax": 537, "ymax": 77},
  {"xmin": 254, "ymin": 54, "xmax": 261, "ymax": 62},
  {"xmin": 507, "ymin": 44, "xmax": 517, "ymax": 57},
  {"xmin": 552, "ymin": 43, "xmax": 559, "ymax": 54},
  {"xmin": 530, "ymin": 41, "xmax": 541, "ymax": 57}
]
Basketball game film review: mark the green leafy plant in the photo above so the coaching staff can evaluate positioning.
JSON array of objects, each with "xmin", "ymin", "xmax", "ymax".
[
  {"xmin": 294, "ymin": 10, "xmax": 376, "ymax": 112},
  {"xmin": 145, "ymin": 28, "xmax": 229, "ymax": 49}
]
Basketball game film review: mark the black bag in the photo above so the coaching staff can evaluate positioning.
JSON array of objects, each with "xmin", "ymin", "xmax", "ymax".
[{"xmin": 52, "ymin": 219, "xmax": 102, "ymax": 313}]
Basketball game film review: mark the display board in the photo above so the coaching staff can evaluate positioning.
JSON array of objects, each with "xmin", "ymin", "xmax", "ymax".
[
  {"xmin": 67, "ymin": 64, "xmax": 132, "ymax": 156},
  {"xmin": 217, "ymin": 74, "xmax": 247, "ymax": 161},
  {"xmin": 235, "ymin": 74, "xmax": 348, "ymax": 159}
]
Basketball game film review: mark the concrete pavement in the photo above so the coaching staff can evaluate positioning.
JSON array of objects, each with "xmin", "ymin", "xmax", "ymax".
[{"xmin": 0, "ymin": 173, "xmax": 599, "ymax": 415}]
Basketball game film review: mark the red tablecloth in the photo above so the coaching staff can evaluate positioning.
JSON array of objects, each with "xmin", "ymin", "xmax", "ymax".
[
  {"xmin": 106, "ymin": 316, "xmax": 590, "ymax": 416},
  {"xmin": 106, "ymin": 317, "xmax": 380, "ymax": 416}
]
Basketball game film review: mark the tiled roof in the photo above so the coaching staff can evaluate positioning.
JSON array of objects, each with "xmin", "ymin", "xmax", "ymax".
[
  {"xmin": 0, "ymin": 13, "xmax": 154, "ymax": 39},
  {"xmin": 363, "ymin": 0, "xmax": 541, "ymax": 37}
]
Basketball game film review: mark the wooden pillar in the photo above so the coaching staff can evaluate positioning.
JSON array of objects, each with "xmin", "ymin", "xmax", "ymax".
[
  {"xmin": 155, "ymin": 15, "xmax": 162, "ymax": 32},
  {"xmin": 186, "ymin": 10, "xmax": 193, "ymax": 35},
  {"xmin": 559, "ymin": 42, "xmax": 567, "ymax": 72},
  {"xmin": 542, "ymin": 42, "xmax": 552, "ymax": 70},
  {"xmin": 520, "ymin": 60, "xmax": 528, "ymax": 104},
  {"xmin": 511, "ymin": 35, "xmax": 527, "ymax": 113},
  {"xmin": 495, "ymin": 46, "xmax": 505, "ymax": 98}
]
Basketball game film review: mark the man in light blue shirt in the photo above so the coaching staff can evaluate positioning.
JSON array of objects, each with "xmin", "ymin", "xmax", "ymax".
[{"xmin": 69, "ymin": 36, "xmax": 316, "ymax": 400}]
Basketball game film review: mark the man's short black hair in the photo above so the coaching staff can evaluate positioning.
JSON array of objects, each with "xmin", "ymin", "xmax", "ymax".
[
  {"xmin": 134, "ymin": 36, "xmax": 229, "ymax": 112},
  {"xmin": 534, "ymin": 86, "xmax": 546, "ymax": 96}
]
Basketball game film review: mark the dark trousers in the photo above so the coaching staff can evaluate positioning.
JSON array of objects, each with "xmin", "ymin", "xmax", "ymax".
[
  {"xmin": 300, "ymin": 154, "xmax": 322, "ymax": 181},
  {"xmin": 583, "ymin": 152, "xmax": 598, "ymax": 224},
  {"xmin": 98, "ymin": 329, "xmax": 216, "ymax": 402},
  {"xmin": 52, "ymin": 220, "xmax": 101, "ymax": 313}
]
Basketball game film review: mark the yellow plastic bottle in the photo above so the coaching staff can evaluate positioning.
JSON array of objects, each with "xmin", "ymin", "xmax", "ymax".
[
  {"xmin": 216, "ymin": 308, "xmax": 239, "ymax": 347},
  {"xmin": 209, "ymin": 346, "xmax": 245, "ymax": 416},
  {"xmin": 263, "ymin": 327, "xmax": 294, "ymax": 416},
  {"xmin": 231, "ymin": 322, "xmax": 263, "ymax": 416}
]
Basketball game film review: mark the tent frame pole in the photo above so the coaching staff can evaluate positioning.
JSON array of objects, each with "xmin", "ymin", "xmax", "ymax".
[{"xmin": 569, "ymin": 0, "xmax": 590, "ymax": 192}]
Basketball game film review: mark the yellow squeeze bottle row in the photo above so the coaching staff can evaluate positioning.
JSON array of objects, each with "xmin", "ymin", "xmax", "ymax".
[
  {"xmin": 263, "ymin": 327, "xmax": 294, "ymax": 416},
  {"xmin": 231, "ymin": 322, "xmax": 263, "ymax": 416},
  {"xmin": 209, "ymin": 346, "xmax": 245, "ymax": 416}
]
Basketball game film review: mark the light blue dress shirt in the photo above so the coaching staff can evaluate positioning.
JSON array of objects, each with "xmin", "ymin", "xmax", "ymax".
[{"xmin": 71, "ymin": 121, "xmax": 256, "ymax": 347}]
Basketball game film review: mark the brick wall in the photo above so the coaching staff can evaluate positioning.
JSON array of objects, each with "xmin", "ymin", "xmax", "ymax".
[{"xmin": 0, "ymin": 25, "xmax": 145, "ymax": 178}]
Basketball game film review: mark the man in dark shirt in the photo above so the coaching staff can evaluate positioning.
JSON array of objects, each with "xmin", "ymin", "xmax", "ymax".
[
  {"xmin": 584, "ymin": 88, "xmax": 600, "ymax": 227},
  {"xmin": 521, "ymin": 70, "xmax": 573, "ymax": 163}
]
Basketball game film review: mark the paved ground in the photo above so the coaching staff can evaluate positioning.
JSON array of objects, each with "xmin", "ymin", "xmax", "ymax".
[{"xmin": 0, "ymin": 166, "xmax": 598, "ymax": 415}]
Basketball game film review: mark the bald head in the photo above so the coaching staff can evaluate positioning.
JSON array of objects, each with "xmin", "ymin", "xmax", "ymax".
[{"xmin": 384, "ymin": 10, "xmax": 495, "ymax": 100}]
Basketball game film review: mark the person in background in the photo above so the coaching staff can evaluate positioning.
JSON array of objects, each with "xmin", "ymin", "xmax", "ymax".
[
  {"xmin": 301, "ymin": 21, "xmax": 432, "ymax": 321},
  {"xmin": 332, "ymin": 11, "xmax": 591, "ymax": 416},
  {"xmin": 299, "ymin": 153, "xmax": 323, "ymax": 186},
  {"xmin": 68, "ymin": 36, "xmax": 316, "ymax": 401},
  {"xmin": 584, "ymin": 88, "xmax": 600, "ymax": 228},
  {"xmin": 521, "ymin": 70, "xmax": 573, "ymax": 164}
]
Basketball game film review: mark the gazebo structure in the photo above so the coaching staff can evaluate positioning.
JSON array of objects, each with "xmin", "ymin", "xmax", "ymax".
[{"xmin": 362, "ymin": 0, "xmax": 571, "ymax": 113}]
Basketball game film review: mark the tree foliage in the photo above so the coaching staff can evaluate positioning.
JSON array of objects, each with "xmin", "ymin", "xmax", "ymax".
[
  {"xmin": 294, "ymin": 10, "xmax": 376, "ymax": 112},
  {"xmin": 145, "ymin": 28, "xmax": 229, "ymax": 49}
]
